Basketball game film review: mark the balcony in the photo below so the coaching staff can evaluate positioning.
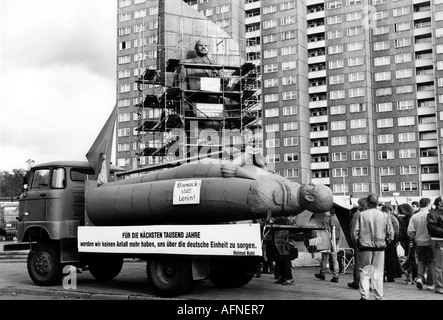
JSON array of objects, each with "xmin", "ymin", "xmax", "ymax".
[
  {"xmin": 245, "ymin": 15, "xmax": 260, "ymax": 24},
  {"xmin": 417, "ymin": 106, "xmax": 436, "ymax": 116},
  {"xmin": 309, "ymin": 99, "xmax": 328, "ymax": 109},
  {"xmin": 307, "ymin": 40, "xmax": 326, "ymax": 50},
  {"xmin": 308, "ymin": 55, "xmax": 326, "ymax": 65},
  {"xmin": 310, "ymin": 146, "xmax": 329, "ymax": 154},
  {"xmin": 419, "ymin": 139, "xmax": 437, "ymax": 148},
  {"xmin": 308, "ymin": 69, "xmax": 326, "ymax": 79},
  {"xmin": 307, "ymin": 0, "xmax": 325, "ymax": 6},
  {"xmin": 413, "ymin": 11, "xmax": 431, "ymax": 21},
  {"xmin": 311, "ymin": 177, "xmax": 330, "ymax": 185},
  {"xmin": 310, "ymin": 130, "xmax": 329, "ymax": 139},
  {"xmin": 416, "ymin": 74, "xmax": 434, "ymax": 83},
  {"xmin": 421, "ymin": 173, "xmax": 440, "ymax": 181},
  {"xmin": 307, "ymin": 25, "xmax": 325, "ymax": 35},
  {"xmin": 311, "ymin": 162, "xmax": 330, "ymax": 170},
  {"xmin": 415, "ymin": 42, "xmax": 432, "ymax": 51},
  {"xmin": 414, "ymin": 26, "xmax": 432, "ymax": 37},
  {"xmin": 418, "ymin": 123, "xmax": 437, "ymax": 131},
  {"xmin": 246, "ymin": 30, "xmax": 260, "ymax": 38},
  {"xmin": 420, "ymin": 156, "xmax": 438, "ymax": 165},
  {"xmin": 415, "ymin": 58, "xmax": 433, "ymax": 68},
  {"xmin": 308, "ymin": 84, "xmax": 327, "ymax": 94},
  {"xmin": 423, "ymin": 190, "xmax": 441, "ymax": 198},
  {"xmin": 416, "ymin": 91, "xmax": 434, "ymax": 100},
  {"xmin": 307, "ymin": 11, "xmax": 325, "ymax": 21},
  {"xmin": 310, "ymin": 115, "xmax": 328, "ymax": 124},
  {"xmin": 245, "ymin": 1, "xmax": 260, "ymax": 10}
]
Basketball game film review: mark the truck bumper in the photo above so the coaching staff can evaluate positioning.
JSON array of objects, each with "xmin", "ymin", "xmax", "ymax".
[{"xmin": 3, "ymin": 242, "xmax": 30, "ymax": 251}]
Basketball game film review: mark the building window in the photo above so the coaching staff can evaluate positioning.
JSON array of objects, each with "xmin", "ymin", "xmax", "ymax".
[
  {"xmin": 380, "ymin": 167, "xmax": 395, "ymax": 176},
  {"xmin": 284, "ymin": 137, "xmax": 299, "ymax": 146},
  {"xmin": 399, "ymin": 149, "xmax": 417, "ymax": 159},
  {"xmin": 264, "ymin": 78, "xmax": 278, "ymax": 88},
  {"xmin": 331, "ymin": 136, "xmax": 347, "ymax": 146},
  {"xmin": 332, "ymin": 168, "xmax": 348, "ymax": 177},
  {"xmin": 350, "ymin": 103, "xmax": 366, "ymax": 113},
  {"xmin": 351, "ymin": 135, "xmax": 367, "ymax": 144},
  {"xmin": 401, "ymin": 182, "xmax": 418, "ymax": 191},
  {"xmin": 381, "ymin": 183, "xmax": 396, "ymax": 192},
  {"xmin": 283, "ymin": 169, "xmax": 299, "ymax": 178},
  {"xmin": 398, "ymin": 133, "xmax": 416, "ymax": 143},
  {"xmin": 400, "ymin": 166, "xmax": 418, "ymax": 175},
  {"xmin": 283, "ymin": 122, "xmax": 298, "ymax": 131},
  {"xmin": 377, "ymin": 118, "xmax": 394, "ymax": 128},
  {"xmin": 331, "ymin": 120, "xmax": 346, "ymax": 130},
  {"xmin": 378, "ymin": 150, "xmax": 395, "ymax": 160},
  {"xmin": 352, "ymin": 167, "xmax": 368, "ymax": 176},
  {"xmin": 266, "ymin": 154, "xmax": 280, "ymax": 163},
  {"xmin": 398, "ymin": 116, "xmax": 415, "ymax": 126},
  {"xmin": 282, "ymin": 76, "xmax": 297, "ymax": 85},
  {"xmin": 284, "ymin": 153, "xmax": 299, "ymax": 162},
  {"xmin": 353, "ymin": 183, "xmax": 370, "ymax": 193},
  {"xmin": 352, "ymin": 150, "xmax": 368, "ymax": 160},
  {"xmin": 265, "ymin": 123, "xmax": 279, "ymax": 132},
  {"xmin": 266, "ymin": 139, "xmax": 280, "ymax": 148},
  {"xmin": 264, "ymin": 108, "xmax": 279, "ymax": 117},
  {"xmin": 376, "ymin": 102, "xmax": 393, "ymax": 112},
  {"xmin": 330, "ymin": 105, "xmax": 346, "ymax": 114},
  {"xmin": 348, "ymin": 72, "xmax": 364, "ymax": 82},
  {"xmin": 283, "ymin": 106, "xmax": 298, "ymax": 115},
  {"xmin": 332, "ymin": 152, "xmax": 347, "ymax": 161},
  {"xmin": 378, "ymin": 134, "xmax": 394, "ymax": 144},
  {"xmin": 333, "ymin": 184, "xmax": 349, "ymax": 194}
]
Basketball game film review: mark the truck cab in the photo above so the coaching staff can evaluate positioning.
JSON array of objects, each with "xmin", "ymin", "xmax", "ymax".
[{"xmin": 7, "ymin": 161, "xmax": 123, "ymax": 287}]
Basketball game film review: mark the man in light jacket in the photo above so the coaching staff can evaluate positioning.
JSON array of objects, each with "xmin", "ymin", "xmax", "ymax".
[
  {"xmin": 427, "ymin": 196, "xmax": 443, "ymax": 294},
  {"xmin": 351, "ymin": 193, "xmax": 394, "ymax": 300},
  {"xmin": 407, "ymin": 197, "xmax": 433, "ymax": 290}
]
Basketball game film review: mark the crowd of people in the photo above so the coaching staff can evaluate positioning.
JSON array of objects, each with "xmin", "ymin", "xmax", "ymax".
[{"xmin": 260, "ymin": 193, "xmax": 443, "ymax": 300}]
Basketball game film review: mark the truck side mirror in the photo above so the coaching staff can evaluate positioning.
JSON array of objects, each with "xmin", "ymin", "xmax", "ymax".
[{"xmin": 22, "ymin": 177, "xmax": 28, "ymax": 197}]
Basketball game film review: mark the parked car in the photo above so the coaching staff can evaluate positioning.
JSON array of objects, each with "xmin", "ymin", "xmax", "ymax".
[{"xmin": 0, "ymin": 202, "xmax": 19, "ymax": 241}]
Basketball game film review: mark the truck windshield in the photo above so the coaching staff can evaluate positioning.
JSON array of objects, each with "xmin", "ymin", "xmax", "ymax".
[{"xmin": 30, "ymin": 169, "xmax": 50, "ymax": 189}]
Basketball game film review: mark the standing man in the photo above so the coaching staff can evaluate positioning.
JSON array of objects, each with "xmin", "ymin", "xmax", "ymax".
[
  {"xmin": 408, "ymin": 197, "xmax": 434, "ymax": 290},
  {"xmin": 351, "ymin": 193, "xmax": 394, "ymax": 300},
  {"xmin": 427, "ymin": 196, "xmax": 443, "ymax": 294}
]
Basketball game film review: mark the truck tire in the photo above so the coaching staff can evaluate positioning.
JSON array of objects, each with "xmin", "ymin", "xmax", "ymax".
[
  {"xmin": 146, "ymin": 257, "xmax": 193, "ymax": 297},
  {"xmin": 88, "ymin": 256, "xmax": 123, "ymax": 281},
  {"xmin": 209, "ymin": 261, "xmax": 254, "ymax": 288},
  {"xmin": 27, "ymin": 242, "xmax": 63, "ymax": 286}
]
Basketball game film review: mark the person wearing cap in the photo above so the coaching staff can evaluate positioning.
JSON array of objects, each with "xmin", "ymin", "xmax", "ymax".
[{"xmin": 427, "ymin": 196, "xmax": 443, "ymax": 294}]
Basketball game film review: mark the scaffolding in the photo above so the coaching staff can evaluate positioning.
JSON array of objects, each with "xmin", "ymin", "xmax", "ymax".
[{"xmin": 131, "ymin": 1, "xmax": 262, "ymax": 169}]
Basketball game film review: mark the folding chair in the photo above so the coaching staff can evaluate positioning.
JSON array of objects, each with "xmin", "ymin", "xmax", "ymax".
[{"xmin": 337, "ymin": 248, "xmax": 354, "ymax": 274}]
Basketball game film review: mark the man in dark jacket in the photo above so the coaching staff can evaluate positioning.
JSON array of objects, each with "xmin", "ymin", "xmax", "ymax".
[{"xmin": 427, "ymin": 196, "xmax": 443, "ymax": 294}]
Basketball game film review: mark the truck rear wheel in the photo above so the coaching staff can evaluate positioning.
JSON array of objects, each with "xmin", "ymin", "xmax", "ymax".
[
  {"xmin": 146, "ymin": 257, "xmax": 193, "ymax": 297},
  {"xmin": 27, "ymin": 242, "xmax": 63, "ymax": 286},
  {"xmin": 88, "ymin": 256, "xmax": 123, "ymax": 281}
]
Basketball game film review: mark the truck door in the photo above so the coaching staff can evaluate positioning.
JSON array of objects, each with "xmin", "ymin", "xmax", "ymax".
[{"xmin": 21, "ymin": 168, "xmax": 51, "ymax": 221}]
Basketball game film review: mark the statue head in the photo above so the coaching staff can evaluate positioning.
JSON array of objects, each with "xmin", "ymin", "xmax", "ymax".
[
  {"xmin": 195, "ymin": 39, "xmax": 210, "ymax": 57},
  {"xmin": 299, "ymin": 183, "xmax": 333, "ymax": 213}
]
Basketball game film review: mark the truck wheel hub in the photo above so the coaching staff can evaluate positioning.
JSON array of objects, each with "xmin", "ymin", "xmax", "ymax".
[{"xmin": 35, "ymin": 253, "xmax": 52, "ymax": 274}]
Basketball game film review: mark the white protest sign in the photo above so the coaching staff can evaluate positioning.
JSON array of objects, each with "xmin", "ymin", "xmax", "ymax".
[
  {"xmin": 78, "ymin": 224, "xmax": 262, "ymax": 256},
  {"xmin": 173, "ymin": 180, "xmax": 201, "ymax": 205}
]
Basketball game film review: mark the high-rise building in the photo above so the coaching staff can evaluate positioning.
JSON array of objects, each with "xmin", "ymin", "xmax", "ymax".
[{"xmin": 117, "ymin": 0, "xmax": 443, "ymax": 205}]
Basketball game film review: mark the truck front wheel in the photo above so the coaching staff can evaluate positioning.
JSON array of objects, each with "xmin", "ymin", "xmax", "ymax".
[
  {"xmin": 88, "ymin": 256, "xmax": 123, "ymax": 281},
  {"xmin": 146, "ymin": 257, "xmax": 193, "ymax": 297},
  {"xmin": 27, "ymin": 242, "xmax": 63, "ymax": 286}
]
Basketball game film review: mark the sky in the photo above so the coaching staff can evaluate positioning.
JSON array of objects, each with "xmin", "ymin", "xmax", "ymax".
[{"xmin": 0, "ymin": 0, "xmax": 118, "ymax": 172}]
